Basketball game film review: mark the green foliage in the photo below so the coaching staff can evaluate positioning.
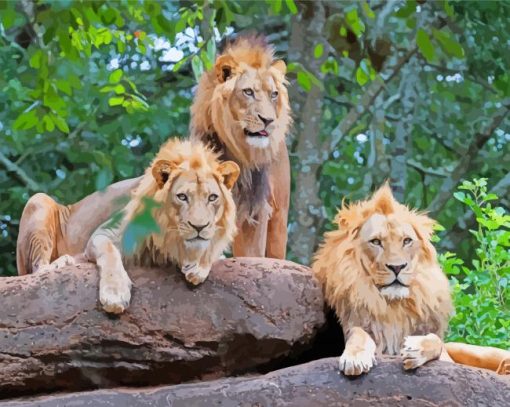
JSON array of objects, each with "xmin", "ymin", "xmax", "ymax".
[
  {"xmin": 442, "ymin": 179, "xmax": 510, "ymax": 348},
  {"xmin": 122, "ymin": 197, "xmax": 161, "ymax": 255}
]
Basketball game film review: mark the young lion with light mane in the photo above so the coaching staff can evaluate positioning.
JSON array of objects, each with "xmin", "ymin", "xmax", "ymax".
[
  {"xmin": 18, "ymin": 139, "xmax": 240, "ymax": 314},
  {"xmin": 313, "ymin": 184, "xmax": 510, "ymax": 376}
]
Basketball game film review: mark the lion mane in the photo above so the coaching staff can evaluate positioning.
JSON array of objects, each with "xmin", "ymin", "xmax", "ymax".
[
  {"xmin": 121, "ymin": 138, "xmax": 238, "ymax": 268},
  {"xmin": 312, "ymin": 184, "xmax": 453, "ymax": 355},
  {"xmin": 190, "ymin": 35, "xmax": 291, "ymax": 167}
]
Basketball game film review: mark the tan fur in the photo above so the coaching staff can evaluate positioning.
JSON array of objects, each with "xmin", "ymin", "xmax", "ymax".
[
  {"xmin": 115, "ymin": 138, "xmax": 238, "ymax": 269},
  {"xmin": 190, "ymin": 35, "xmax": 291, "ymax": 259},
  {"xmin": 82, "ymin": 138, "xmax": 239, "ymax": 313},
  {"xmin": 313, "ymin": 184, "xmax": 510, "ymax": 376},
  {"xmin": 18, "ymin": 139, "xmax": 239, "ymax": 314}
]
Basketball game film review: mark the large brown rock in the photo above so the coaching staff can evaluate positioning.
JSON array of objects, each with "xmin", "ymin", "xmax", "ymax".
[
  {"xmin": 5, "ymin": 357, "xmax": 509, "ymax": 406},
  {"xmin": 0, "ymin": 258, "xmax": 325, "ymax": 398}
]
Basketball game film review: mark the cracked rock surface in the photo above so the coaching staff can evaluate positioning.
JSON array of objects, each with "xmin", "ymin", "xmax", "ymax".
[
  {"xmin": 0, "ymin": 258, "xmax": 325, "ymax": 398},
  {"xmin": 5, "ymin": 357, "xmax": 510, "ymax": 406}
]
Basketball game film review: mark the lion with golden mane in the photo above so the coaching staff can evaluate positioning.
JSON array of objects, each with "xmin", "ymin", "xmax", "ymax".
[
  {"xmin": 312, "ymin": 184, "xmax": 509, "ymax": 376},
  {"xmin": 17, "ymin": 139, "xmax": 239, "ymax": 313},
  {"xmin": 190, "ymin": 35, "xmax": 291, "ymax": 259}
]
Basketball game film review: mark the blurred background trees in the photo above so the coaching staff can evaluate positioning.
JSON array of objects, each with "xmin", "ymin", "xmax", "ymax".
[{"xmin": 1, "ymin": 0, "xmax": 509, "ymax": 275}]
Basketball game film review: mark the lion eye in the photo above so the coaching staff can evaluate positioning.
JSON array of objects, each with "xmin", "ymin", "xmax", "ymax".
[
  {"xmin": 369, "ymin": 238, "xmax": 382, "ymax": 247},
  {"xmin": 271, "ymin": 90, "xmax": 279, "ymax": 99},
  {"xmin": 208, "ymin": 194, "xmax": 218, "ymax": 202},
  {"xmin": 243, "ymin": 88, "xmax": 254, "ymax": 97},
  {"xmin": 177, "ymin": 193, "xmax": 188, "ymax": 202},
  {"xmin": 403, "ymin": 237, "xmax": 413, "ymax": 246}
]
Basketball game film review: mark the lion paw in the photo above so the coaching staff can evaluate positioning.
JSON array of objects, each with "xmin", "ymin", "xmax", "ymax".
[
  {"xmin": 99, "ymin": 274, "xmax": 132, "ymax": 314},
  {"xmin": 182, "ymin": 263, "xmax": 210, "ymax": 286},
  {"xmin": 401, "ymin": 335, "xmax": 441, "ymax": 370},
  {"xmin": 36, "ymin": 255, "xmax": 76, "ymax": 273},
  {"xmin": 497, "ymin": 357, "xmax": 510, "ymax": 375},
  {"xmin": 339, "ymin": 348, "xmax": 376, "ymax": 376}
]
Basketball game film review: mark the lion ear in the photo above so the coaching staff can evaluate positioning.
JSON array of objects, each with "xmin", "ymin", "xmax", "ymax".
[
  {"xmin": 215, "ymin": 54, "xmax": 237, "ymax": 83},
  {"xmin": 217, "ymin": 161, "xmax": 240, "ymax": 190},
  {"xmin": 152, "ymin": 160, "xmax": 178, "ymax": 189},
  {"xmin": 271, "ymin": 59, "xmax": 286, "ymax": 75}
]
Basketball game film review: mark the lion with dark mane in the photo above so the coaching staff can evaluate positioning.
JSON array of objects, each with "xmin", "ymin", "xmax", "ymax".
[
  {"xmin": 313, "ymin": 184, "xmax": 509, "ymax": 376},
  {"xmin": 190, "ymin": 35, "xmax": 292, "ymax": 259}
]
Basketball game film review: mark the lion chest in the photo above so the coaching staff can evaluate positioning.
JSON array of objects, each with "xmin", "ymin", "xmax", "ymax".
[{"xmin": 367, "ymin": 307, "xmax": 440, "ymax": 356}]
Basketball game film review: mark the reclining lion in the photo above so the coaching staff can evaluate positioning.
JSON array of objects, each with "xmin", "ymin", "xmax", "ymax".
[
  {"xmin": 312, "ymin": 184, "xmax": 509, "ymax": 376},
  {"xmin": 18, "ymin": 139, "xmax": 239, "ymax": 313}
]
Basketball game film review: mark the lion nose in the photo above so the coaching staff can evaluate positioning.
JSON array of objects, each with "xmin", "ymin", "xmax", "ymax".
[
  {"xmin": 386, "ymin": 263, "xmax": 407, "ymax": 275},
  {"xmin": 258, "ymin": 114, "xmax": 274, "ymax": 127},
  {"xmin": 188, "ymin": 222, "xmax": 209, "ymax": 233}
]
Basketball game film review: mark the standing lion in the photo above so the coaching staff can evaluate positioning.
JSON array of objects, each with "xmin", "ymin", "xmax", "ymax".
[
  {"xmin": 312, "ymin": 184, "xmax": 510, "ymax": 376},
  {"xmin": 190, "ymin": 35, "xmax": 292, "ymax": 259}
]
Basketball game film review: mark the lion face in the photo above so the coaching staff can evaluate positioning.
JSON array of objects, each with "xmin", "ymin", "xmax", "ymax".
[
  {"xmin": 151, "ymin": 155, "xmax": 240, "ymax": 259},
  {"xmin": 169, "ymin": 170, "xmax": 228, "ymax": 251},
  {"xmin": 228, "ymin": 65, "xmax": 282, "ymax": 150},
  {"xmin": 359, "ymin": 213, "xmax": 421, "ymax": 300},
  {"xmin": 191, "ymin": 37, "xmax": 291, "ymax": 167}
]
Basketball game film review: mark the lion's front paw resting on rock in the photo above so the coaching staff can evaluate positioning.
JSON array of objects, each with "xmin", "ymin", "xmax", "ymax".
[
  {"xmin": 182, "ymin": 263, "xmax": 210, "ymax": 286},
  {"xmin": 99, "ymin": 271, "xmax": 133, "ymax": 314},
  {"xmin": 400, "ymin": 334, "xmax": 442, "ymax": 370},
  {"xmin": 339, "ymin": 340, "xmax": 377, "ymax": 376},
  {"xmin": 37, "ymin": 254, "xmax": 76, "ymax": 273}
]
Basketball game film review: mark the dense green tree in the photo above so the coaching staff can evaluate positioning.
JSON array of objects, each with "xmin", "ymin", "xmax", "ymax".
[{"xmin": 1, "ymin": 0, "xmax": 508, "ymax": 278}]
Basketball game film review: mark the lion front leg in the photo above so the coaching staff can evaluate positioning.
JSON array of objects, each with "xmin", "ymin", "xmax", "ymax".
[
  {"xmin": 265, "ymin": 141, "xmax": 290, "ymax": 260},
  {"xmin": 339, "ymin": 327, "xmax": 377, "ymax": 376},
  {"xmin": 232, "ymin": 216, "xmax": 269, "ymax": 258},
  {"xmin": 400, "ymin": 333, "xmax": 443, "ymax": 370},
  {"xmin": 85, "ymin": 234, "xmax": 132, "ymax": 314}
]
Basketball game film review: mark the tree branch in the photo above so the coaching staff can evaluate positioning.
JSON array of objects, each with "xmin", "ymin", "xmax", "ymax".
[
  {"xmin": 428, "ymin": 102, "xmax": 510, "ymax": 216},
  {"xmin": 0, "ymin": 150, "xmax": 43, "ymax": 192},
  {"xmin": 325, "ymin": 46, "xmax": 418, "ymax": 152},
  {"xmin": 407, "ymin": 159, "xmax": 450, "ymax": 178}
]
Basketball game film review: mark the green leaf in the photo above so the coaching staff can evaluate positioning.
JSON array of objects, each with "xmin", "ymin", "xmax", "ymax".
[
  {"xmin": 13, "ymin": 110, "xmax": 38, "ymax": 131},
  {"xmin": 95, "ymin": 168, "xmax": 113, "ymax": 191},
  {"xmin": 297, "ymin": 71, "xmax": 312, "ymax": 92},
  {"xmin": 356, "ymin": 66, "xmax": 369, "ymax": 86},
  {"xmin": 29, "ymin": 50, "xmax": 43, "ymax": 69},
  {"xmin": 43, "ymin": 114, "xmax": 55, "ymax": 132},
  {"xmin": 52, "ymin": 115, "xmax": 70, "ymax": 133},
  {"xmin": 191, "ymin": 55, "xmax": 204, "ymax": 81},
  {"xmin": 108, "ymin": 69, "xmax": 123, "ymax": 84},
  {"xmin": 285, "ymin": 0, "xmax": 298, "ymax": 14},
  {"xmin": 345, "ymin": 8, "xmax": 365, "ymax": 37},
  {"xmin": 433, "ymin": 29, "xmax": 465, "ymax": 59},
  {"xmin": 362, "ymin": 1, "xmax": 375, "ymax": 19},
  {"xmin": 108, "ymin": 96, "xmax": 125, "ymax": 106},
  {"xmin": 416, "ymin": 28, "xmax": 435, "ymax": 62},
  {"xmin": 314, "ymin": 43, "xmax": 324, "ymax": 59},
  {"xmin": 122, "ymin": 197, "xmax": 161, "ymax": 255}
]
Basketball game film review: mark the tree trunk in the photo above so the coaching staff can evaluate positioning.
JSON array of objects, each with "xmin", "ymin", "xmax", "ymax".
[
  {"xmin": 287, "ymin": 1, "xmax": 327, "ymax": 264},
  {"xmin": 0, "ymin": 258, "xmax": 325, "ymax": 398}
]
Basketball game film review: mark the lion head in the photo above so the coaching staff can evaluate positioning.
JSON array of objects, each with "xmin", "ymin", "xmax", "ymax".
[
  {"xmin": 312, "ymin": 184, "xmax": 452, "ymax": 354},
  {"xmin": 127, "ymin": 138, "xmax": 239, "ymax": 268},
  {"xmin": 190, "ymin": 35, "xmax": 291, "ymax": 167}
]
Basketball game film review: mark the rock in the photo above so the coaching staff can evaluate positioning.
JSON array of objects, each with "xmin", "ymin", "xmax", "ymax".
[
  {"xmin": 0, "ymin": 258, "xmax": 325, "ymax": 398},
  {"xmin": 4, "ymin": 357, "xmax": 509, "ymax": 406}
]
